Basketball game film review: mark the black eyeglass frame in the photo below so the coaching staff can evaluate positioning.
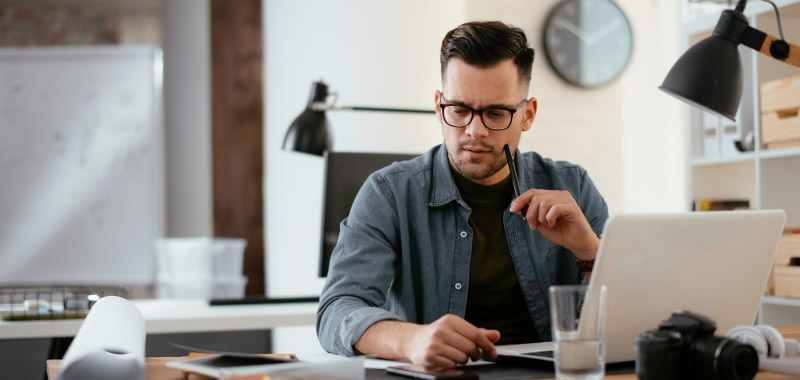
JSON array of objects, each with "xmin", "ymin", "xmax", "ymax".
[{"xmin": 438, "ymin": 96, "xmax": 528, "ymax": 131}]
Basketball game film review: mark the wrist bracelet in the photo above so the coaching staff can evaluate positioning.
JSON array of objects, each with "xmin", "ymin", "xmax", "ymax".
[
  {"xmin": 575, "ymin": 258, "xmax": 595, "ymax": 272},
  {"xmin": 574, "ymin": 234, "xmax": 602, "ymax": 272}
]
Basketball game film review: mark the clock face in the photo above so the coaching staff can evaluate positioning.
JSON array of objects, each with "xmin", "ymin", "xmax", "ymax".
[{"xmin": 543, "ymin": 0, "xmax": 634, "ymax": 88}]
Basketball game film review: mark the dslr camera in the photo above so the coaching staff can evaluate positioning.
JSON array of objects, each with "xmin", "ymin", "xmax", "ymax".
[{"xmin": 635, "ymin": 310, "xmax": 759, "ymax": 380}]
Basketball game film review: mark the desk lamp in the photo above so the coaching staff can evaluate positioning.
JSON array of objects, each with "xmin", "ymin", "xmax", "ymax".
[
  {"xmin": 660, "ymin": 0, "xmax": 800, "ymax": 121},
  {"xmin": 282, "ymin": 81, "xmax": 436, "ymax": 156}
]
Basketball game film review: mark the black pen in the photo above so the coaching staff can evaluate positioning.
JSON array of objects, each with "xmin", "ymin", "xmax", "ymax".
[{"xmin": 504, "ymin": 144, "xmax": 527, "ymax": 219}]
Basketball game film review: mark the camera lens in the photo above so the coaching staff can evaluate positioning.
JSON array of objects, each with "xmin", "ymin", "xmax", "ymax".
[{"xmin": 688, "ymin": 336, "xmax": 759, "ymax": 380}]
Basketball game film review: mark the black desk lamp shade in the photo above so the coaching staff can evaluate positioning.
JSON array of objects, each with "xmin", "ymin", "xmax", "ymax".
[
  {"xmin": 660, "ymin": 3, "xmax": 800, "ymax": 121},
  {"xmin": 660, "ymin": 36, "xmax": 743, "ymax": 121},
  {"xmin": 660, "ymin": 10, "xmax": 746, "ymax": 121},
  {"xmin": 282, "ymin": 81, "xmax": 332, "ymax": 156}
]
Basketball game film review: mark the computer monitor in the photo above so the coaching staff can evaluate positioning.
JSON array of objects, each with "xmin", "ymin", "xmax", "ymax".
[{"xmin": 319, "ymin": 152, "xmax": 419, "ymax": 277}]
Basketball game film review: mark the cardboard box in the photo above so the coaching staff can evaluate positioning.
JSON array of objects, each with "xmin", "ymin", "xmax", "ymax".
[
  {"xmin": 761, "ymin": 76, "xmax": 800, "ymax": 149},
  {"xmin": 771, "ymin": 232, "xmax": 800, "ymax": 297},
  {"xmin": 775, "ymin": 266, "xmax": 800, "ymax": 298}
]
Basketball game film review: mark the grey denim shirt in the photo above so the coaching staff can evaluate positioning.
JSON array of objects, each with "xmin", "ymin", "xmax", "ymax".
[{"xmin": 316, "ymin": 143, "xmax": 609, "ymax": 356}]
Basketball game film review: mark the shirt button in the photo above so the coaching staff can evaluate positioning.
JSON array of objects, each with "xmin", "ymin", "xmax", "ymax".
[
  {"xmin": 460, "ymin": 231, "xmax": 467, "ymax": 238},
  {"xmin": 455, "ymin": 283, "xmax": 462, "ymax": 290}
]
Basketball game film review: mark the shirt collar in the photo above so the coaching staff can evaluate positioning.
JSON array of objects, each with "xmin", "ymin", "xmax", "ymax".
[{"xmin": 429, "ymin": 143, "xmax": 531, "ymax": 207}]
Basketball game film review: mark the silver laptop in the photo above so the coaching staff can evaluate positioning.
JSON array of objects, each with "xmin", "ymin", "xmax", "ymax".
[{"xmin": 496, "ymin": 210, "xmax": 786, "ymax": 364}]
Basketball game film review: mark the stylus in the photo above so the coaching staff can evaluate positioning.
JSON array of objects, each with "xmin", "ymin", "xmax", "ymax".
[{"xmin": 503, "ymin": 144, "xmax": 527, "ymax": 219}]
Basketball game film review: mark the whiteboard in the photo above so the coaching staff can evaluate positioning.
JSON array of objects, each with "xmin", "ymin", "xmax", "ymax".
[{"xmin": 0, "ymin": 46, "xmax": 164, "ymax": 285}]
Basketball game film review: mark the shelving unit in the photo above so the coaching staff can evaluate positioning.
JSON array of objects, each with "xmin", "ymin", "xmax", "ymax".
[
  {"xmin": 682, "ymin": 0, "xmax": 800, "ymax": 326},
  {"xmin": 759, "ymin": 295, "xmax": 800, "ymax": 325}
]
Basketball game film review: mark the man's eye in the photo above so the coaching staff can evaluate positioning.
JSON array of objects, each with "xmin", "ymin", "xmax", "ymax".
[
  {"xmin": 451, "ymin": 108, "xmax": 470, "ymax": 115},
  {"xmin": 487, "ymin": 110, "xmax": 507, "ymax": 118}
]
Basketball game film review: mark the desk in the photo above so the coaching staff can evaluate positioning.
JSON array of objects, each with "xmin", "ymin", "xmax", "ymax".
[
  {"xmin": 0, "ymin": 299, "xmax": 319, "ymax": 339},
  {"xmin": 44, "ymin": 326, "xmax": 800, "ymax": 380}
]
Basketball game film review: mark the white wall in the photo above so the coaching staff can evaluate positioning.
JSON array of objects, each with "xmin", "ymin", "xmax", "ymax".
[
  {"xmin": 163, "ymin": 0, "xmax": 213, "ymax": 237},
  {"xmin": 618, "ymin": 0, "xmax": 685, "ymax": 213}
]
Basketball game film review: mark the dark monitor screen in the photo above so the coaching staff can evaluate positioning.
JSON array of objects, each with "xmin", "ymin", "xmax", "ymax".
[{"xmin": 320, "ymin": 152, "xmax": 419, "ymax": 277}]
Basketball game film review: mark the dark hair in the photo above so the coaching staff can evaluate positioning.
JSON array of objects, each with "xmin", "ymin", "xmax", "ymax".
[{"xmin": 440, "ymin": 21, "xmax": 534, "ymax": 85}]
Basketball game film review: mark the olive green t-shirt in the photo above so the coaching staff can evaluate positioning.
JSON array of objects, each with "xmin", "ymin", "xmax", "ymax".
[{"xmin": 450, "ymin": 166, "xmax": 539, "ymax": 345}]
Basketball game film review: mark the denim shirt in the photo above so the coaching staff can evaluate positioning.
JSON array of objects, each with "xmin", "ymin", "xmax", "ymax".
[{"xmin": 316, "ymin": 144, "xmax": 609, "ymax": 356}]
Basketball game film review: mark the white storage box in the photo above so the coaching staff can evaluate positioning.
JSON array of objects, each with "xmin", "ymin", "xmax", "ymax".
[
  {"xmin": 156, "ymin": 274, "xmax": 248, "ymax": 300},
  {"xmin": 155, "ymin": 237, "xmax": 246, "ymax": 279},
  {"xmin": 154, "ymin": 237, "xmax": 248, "ymax": 299}
]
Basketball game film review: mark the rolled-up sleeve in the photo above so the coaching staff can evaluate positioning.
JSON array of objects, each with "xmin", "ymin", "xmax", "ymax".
[{"xmin": 316, "ymin": 173, "xmax": 404, "ymax": 356}]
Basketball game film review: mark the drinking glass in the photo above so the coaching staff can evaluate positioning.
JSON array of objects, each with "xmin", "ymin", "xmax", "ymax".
[{"xmin": 549, "ymin": 285, "xmax": 608, "ymax": 380}]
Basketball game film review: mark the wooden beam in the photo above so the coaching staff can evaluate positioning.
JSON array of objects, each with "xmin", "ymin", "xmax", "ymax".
[
  {"xmin": 758, "ymin": 33, "xmax": 800, "ymax": 68},
  {"xmin": 210, "ymin": 0, "xmax": 264, "ymax": 295}
]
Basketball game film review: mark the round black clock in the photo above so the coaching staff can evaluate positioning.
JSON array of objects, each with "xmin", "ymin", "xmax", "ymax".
[{"xmin": 543, "ymin": 0, "xmax": 634, "ymax": 88}]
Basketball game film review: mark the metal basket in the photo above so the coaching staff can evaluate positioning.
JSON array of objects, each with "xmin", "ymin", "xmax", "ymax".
[{"xmin": 0, "ymin": 286, "xmax": 128, "ymax": 321}]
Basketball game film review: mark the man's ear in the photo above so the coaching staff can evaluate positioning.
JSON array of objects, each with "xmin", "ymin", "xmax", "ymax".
[
  {"xmin": 521, "ymin": 97, "xmax": 537, "ymax": 132},
  {"xmin": 434, "ymin": 90, "xmax": 443, "ymax": 123}
]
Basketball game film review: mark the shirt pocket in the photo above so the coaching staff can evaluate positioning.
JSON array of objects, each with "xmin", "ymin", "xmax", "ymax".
[
  {"xmin": 545, "ymin": 245, "xmax": 582, "ymax": 285},
  {"xmin": 545, "ymin": 245, "xmax": 562, "ymax": 281}
]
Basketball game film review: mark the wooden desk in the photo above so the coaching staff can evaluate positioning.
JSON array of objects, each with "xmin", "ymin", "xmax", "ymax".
[{"xmin": 45, "ymin": 326, "xmax": 800, "ymax": 380}]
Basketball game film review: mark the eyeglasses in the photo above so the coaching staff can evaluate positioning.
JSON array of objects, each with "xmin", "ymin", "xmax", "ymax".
[{"xmin": 438, "ymin": 95, "xmax": 527, "ymax": 131}]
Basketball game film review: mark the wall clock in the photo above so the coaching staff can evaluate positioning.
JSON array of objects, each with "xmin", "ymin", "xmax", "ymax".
[{"xmin": 543, "ymin": 0, "xmax": 634, "ymax": 88}]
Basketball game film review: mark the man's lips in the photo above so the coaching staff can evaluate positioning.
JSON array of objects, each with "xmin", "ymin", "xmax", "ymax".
[
  {"xmin": 463, "ymin": 146, "xmax": 491, "ymax": 153},
  {"xmin": 462, "ymin": 146, "xmax": 492, "ymax": 158}
]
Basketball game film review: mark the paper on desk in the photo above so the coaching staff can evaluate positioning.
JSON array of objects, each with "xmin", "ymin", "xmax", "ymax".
[
  {"xmin": 57, "ymin": 296, "xmax": 146, "ymax": 380},
  {"xmin": 362, "ymin": 357, "xmax": 495, "ymax": 369},
  {"xmin": 168, "ymin": 353, "xmax": 364, "ymax": 379}
]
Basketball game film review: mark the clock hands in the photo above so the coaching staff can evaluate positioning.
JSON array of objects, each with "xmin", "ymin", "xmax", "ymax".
[
  {"xmin": 554, "ymin": 18, "xmax": 589, "ymax": 43},
  {"xmin": 555, "ymin": 17, "xmax": 625, "ymax": 46},
  {"xmin": 586, "ymin": 18, "xmax": 625, "ymax": 45}
]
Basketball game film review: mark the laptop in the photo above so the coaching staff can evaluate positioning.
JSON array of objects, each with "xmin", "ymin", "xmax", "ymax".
[{"xmin": 496, "ymin": 210, "xmax": 786, "ymax": 364}]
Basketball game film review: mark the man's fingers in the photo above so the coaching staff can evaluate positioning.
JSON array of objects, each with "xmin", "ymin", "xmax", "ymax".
[
  {"xmin": 510, "ymin": 189, "xmax": 547, "ymax": 213},
  {"xmin": 436, "ymin": 327, "xmax": 482, "ymax": 362},
  {"xmin": 509, "ymin": 192, "xmax": 532, "ymax": 213},
  {"xmin": 537, "ymin": 197, "xmax": 553, "ymax": 227},
  {"xmin": 424, "ymin": 353, "xmax": 457, "ymax": 369},
  {"xmin": 546, "ymin": 204, "xmax": 567, "ymax": 227},
  {"xmin": 451, "ymin": 322, "xmax": 497, "ymax": 360},
  {"xmin": 479, "ymin": 329, "xmax": 501, "ymax": 359},
  {"xmin": 526, "ymin": 195, "xmax": 541, "ymax": 229},
  {"xmin": 433, "ymin": 344, "xmax": 471, "ymax": 366},
  {"xmin": 481, "ymin": 328, "xmax": 501, "ymax": 343}
]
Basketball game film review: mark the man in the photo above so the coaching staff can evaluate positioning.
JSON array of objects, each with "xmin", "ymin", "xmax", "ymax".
[{"xmin": 316, "ymin": 21, "xmax": 608, "ymax": 368}]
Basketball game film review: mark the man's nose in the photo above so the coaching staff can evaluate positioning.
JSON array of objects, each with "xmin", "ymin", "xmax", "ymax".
[{"xmin": 464, "ymin": 113, "xmax": 488, "ymax": 138}]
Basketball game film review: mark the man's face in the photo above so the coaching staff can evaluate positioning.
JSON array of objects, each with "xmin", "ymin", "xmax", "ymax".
[{"xmin": 436, "ymin": 58, "xmax": 537, "ymax": 186}]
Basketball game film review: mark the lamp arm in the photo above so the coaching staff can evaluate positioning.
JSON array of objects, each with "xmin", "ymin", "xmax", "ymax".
[
  {"xmin": 740, "ymin": 26, "xmax": 800, "ymax": 68},
  {"xmin": 348, "ymin": 106, "xmax": 436, "ymax": 114},
  {"xmin": 311, "ymin": 102, "xmax": 436, "ymax": 114}
]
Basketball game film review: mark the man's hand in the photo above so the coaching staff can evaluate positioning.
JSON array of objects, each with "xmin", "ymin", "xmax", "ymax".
[
  {"xmin": 405, "ymin": 315, "xmax": 500, "ymax": 368},
  {"xmin": 509, "ymin": 189, "xmax": 599, "ymax": 260},
  {"xmin": 354, "ymin": 315, "xmax": 500, "ymax": 368}
]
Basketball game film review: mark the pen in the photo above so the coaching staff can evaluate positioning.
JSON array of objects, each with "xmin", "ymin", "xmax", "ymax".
[{"xmin": 504, "ymin": 144, "xmax": 527, "ymax": 219}]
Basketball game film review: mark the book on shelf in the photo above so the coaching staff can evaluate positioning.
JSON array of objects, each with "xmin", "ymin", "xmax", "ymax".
[{"xmin": 692, "ymin": 199, "xmax": 750, "ymax": 211}]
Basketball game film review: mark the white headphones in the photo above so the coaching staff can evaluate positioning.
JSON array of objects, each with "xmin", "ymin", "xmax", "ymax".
[{"xmin": 726, "ymin": 324, "xmax": 800, "ymax": 375}]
